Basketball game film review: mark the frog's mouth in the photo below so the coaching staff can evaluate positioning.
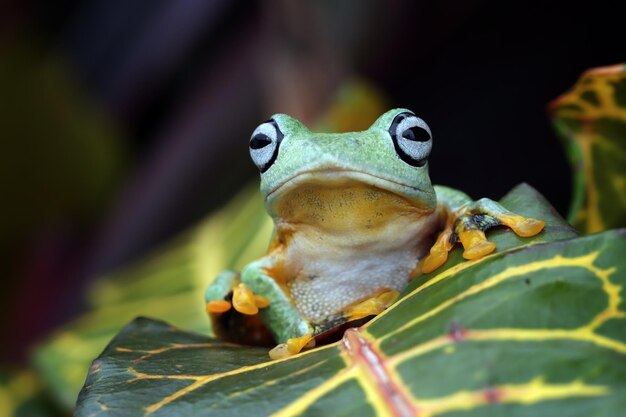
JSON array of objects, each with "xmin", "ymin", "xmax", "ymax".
[
  {"xmin": 265, "ymin": 169, "xmax": 435, "ymax": 232},
  {"xmin": 266, "ymin": 169, "xmax": 432, "ymax": 207}
]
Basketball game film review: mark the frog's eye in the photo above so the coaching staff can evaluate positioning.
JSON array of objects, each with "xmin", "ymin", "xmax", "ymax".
[
  {"xmin": 389, "ymin": 112, "xmax": 432, "ymax": 167},
  {"xmin": 249, "ymin": 119, "xmax": 284, "ymax": 172}
]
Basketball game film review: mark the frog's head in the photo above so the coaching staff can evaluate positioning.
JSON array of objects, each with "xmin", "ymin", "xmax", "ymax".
[{"xmin": 249, "ymin": 108, "xmax": 436, "ymax": 219}]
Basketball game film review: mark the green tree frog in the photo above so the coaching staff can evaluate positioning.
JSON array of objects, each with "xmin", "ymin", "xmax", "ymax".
[{"xmin": 205, "ymin": 109, "xmax": 544, "ymax": 359}]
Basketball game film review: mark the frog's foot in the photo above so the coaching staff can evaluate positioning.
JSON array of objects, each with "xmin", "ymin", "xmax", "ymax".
[
  {"xmin": 232, "ymin": 283, "xmax": 270, "ymax": 315},
  {"xmin": 205, "ymin": 270, "xmax": 269, "ymax": 315},
  {"xmin": 268, "ymin": 334, "xmax": 315, "ymax": 360},
  {"xmin": 344, "ymin": 289, "xmax": 400, "ymax": 321},
  {"xmin": 206, "ymin": 270, "xmax": 240, "ymax": 314},
  {"xmin": 422, "ymin": 199, "xmax": 544, "ymax": 273}
]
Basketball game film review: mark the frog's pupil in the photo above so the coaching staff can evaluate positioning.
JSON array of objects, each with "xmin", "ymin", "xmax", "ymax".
[
  {"xmin": 250, "ymin": 134, "xmax": 272, "ymax": 149},
  {"xmin": 402, "ymin": 127, "xmax": 430, "ymax": 142}
]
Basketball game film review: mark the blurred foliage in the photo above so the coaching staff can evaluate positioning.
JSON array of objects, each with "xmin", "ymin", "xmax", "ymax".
[
  {"xmin": 33, "ymin": 185, "xmax": 270, "ymax": 409},
  {"xmin": 76, "ymin": 186, "xmax": 626, "ymax": 416},
  {"xmin": 0, "ymin": 36, "xmax": 128, "ymax": 367},
  {"xmin": 0, "ymin": 370, "xmax": 62, "ymax": 417},
  {"xmin": 0, "ymin": 38, "xmax": 127, "ymax": 244},
  {"xmin": 550, "ymin": 63, "xmax": 626, "ymax": 233}
]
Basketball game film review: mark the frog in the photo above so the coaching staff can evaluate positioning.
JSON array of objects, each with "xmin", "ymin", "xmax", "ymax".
[{"xmin": 205, "ymin": 109, "xmax": 544, "ymax": 359}]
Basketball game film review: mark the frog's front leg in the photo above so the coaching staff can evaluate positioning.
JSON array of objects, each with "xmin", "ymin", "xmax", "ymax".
[
  {"xmin": 205, "ymin": 270, "xmax": 269, "ymax": 315},
  {"xmin": 205, "ymin": 256, "xmax": 314, "ymax": 360},
  {"xmin": 422, "ymin": 186, "xmax": 545, "ymax": 273},
  {"xmin": 240, "ymin": 257, "xmax": 315, "ymax": 359}
]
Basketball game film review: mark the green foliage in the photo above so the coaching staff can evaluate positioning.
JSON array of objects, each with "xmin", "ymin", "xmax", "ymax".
[
  {"xmin": 550, "ymin": 63, "xmax": 626, "ymax": 233},
  {"xmin": 75, "ymin": 185, "xmax": 626, "ymax": 416},
  {"xmin": 0, "ymin": 370, "xmax": 62, "ymax": 417}
]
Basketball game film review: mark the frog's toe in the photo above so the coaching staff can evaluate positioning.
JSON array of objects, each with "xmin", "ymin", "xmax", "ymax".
[
  {"xmin": 344, "ymin": 289, "xmax": 399, "ymax": 321},
  {"xmin": 458, "ymin": 229, "xmax": 497, "ymax": 260},
  {"xmin": 233, "ymin": 283, "xmax": 270, "ymax": 315},
  {"xmin": 206, "ymin": 300, "xmax": 232, "ymax": 314},
  {"xmin": 422, "ymin": 249, "xmax": 448, "ymax": 274},
  {"xmin": 501, "ymin": 215, "xmax": 545, "ymax": 237},
  {"xmin": 421, "ymin": 217, "xmax": 455, "ymax": 274},
  {"xmin": 268, "ymin": 334, "xmax": 314, "ymax": 360},
  {"xmin": 462, "ymin": 239, "xmax": 496, "ymax": 260}
]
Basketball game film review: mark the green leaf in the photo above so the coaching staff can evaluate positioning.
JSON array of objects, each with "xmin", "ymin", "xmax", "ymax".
[
  {"xmin": 75, "ymin": 184, "xmax": 626, "ymax": 416},
  {"xmin": 550, "ymin": 63, "xmax": 626, "ymax": 233},
  {"xmin": 76, "ymin": 228, "xmax": 626, "ymax": 416}
]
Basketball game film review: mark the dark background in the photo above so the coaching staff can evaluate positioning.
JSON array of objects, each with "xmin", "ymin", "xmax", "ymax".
[{"xmin": 1, "ymin": 0, "xmax": 623, "ymax": 365}]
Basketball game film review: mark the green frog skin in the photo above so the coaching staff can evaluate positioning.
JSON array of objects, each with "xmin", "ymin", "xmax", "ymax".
[{"xmin": 205, "ymin": 109, "xmax": 544, "ymax": 359}]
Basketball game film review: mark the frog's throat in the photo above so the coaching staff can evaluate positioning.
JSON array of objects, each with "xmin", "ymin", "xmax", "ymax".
[{"xmin": 265, "ymin": 169, "xmax": 434, "ymax": 210}]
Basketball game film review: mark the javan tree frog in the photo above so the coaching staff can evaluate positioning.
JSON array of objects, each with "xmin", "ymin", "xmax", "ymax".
[{"xmin": 205, "ymin": 109, "xmax": 544, "ymax": 359}]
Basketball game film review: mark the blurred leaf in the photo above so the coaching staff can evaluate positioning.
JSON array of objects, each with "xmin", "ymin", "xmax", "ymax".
[
  {"xmin": 75, "ymin": 186, "xmax": 625, "ymax": 416},
  {"xmin": 0, "ymin": 38, "xmax": 129, "ymax": 368},
  {"xmin": 32, "ymin": 185, "xmax": 271, "ymax": 409},
  {"xmin": 0, "ymin": 39, "xmax": 127, "ymax": 242},
  {"xmin": 0, "ymin": 370, "xmax": 62, "ymax": 417},
  {"xmin": 550, "ymin": 63, "xmax": 626, "ymax": 233},
  {"xmin": 315, "ymin": 79, "xmax": 389, "ymax": 133}
]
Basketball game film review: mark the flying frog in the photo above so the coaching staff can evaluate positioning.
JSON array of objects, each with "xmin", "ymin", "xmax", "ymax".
[{"xmin": 205, "ymin": 109, "xmax": 544, "ymax": 359}]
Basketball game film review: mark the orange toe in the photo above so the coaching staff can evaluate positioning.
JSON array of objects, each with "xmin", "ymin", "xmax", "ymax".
[
  {"xmin": 422, "ymin": 250, "xmax": 448, "ymax": 273},
  {"xmin": 462, "ymin": 240, "xmax": 496, "ymax": 260},
  {"xmin": 511, "ymin": 218, "xmax": 545, "ymax": 237},
  {"xmin": 206, "ymin": 300, "xmax": 231, "ymax": 314},
  {"xmin": 459, "ymin": 229, "xmax": 496, "ymax": 260},
  {"xmin": 268, "ymin": 334, "xmax": 314, "ymax": 360},
  {"xmin": 345, "ymin": 290, "xmax": 399, "ymax": 321},
  {"xmin": 287, "ymin": 334, "xmax": 314, "ymax": 354},
  {"xmin": 233, "ymin": 283, "xmax": 259, "ymax": 315}
]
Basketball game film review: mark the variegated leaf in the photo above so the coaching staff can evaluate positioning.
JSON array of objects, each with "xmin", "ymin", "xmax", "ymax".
[
  {"xmin": 550, "ymin": 63, "xmax": 626, "ymax": 233},
  {"xmin": 75, "ymin": 185, "xmax": 626, "ymax": 417}
]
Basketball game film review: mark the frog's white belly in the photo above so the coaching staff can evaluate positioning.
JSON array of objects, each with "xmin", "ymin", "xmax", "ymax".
[
  {"xmin": 288, "ymin": 249, "xmax": 417, "ymax": 322},
  {"xmin": 280, "ymin": 213, "xmax": 439, "ymax": 322}
]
